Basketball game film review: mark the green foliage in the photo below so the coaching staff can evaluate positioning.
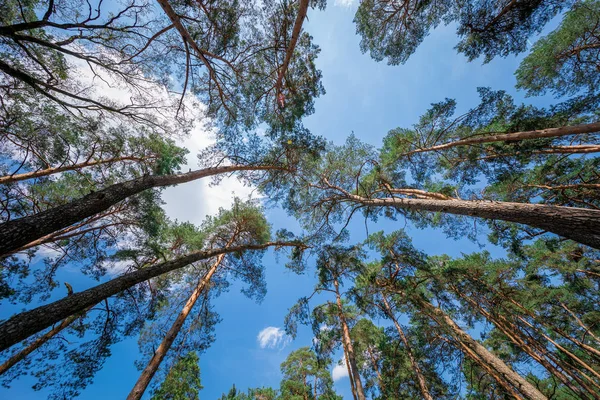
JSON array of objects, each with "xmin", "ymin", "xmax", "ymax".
[
  {"xmin": 279, "ymin": 347, "xmax": 341, "ymax": 400},
  {"xmin": 516, "ymin": 0, "xmax": 600, "ymax": 97},
  {"xmin": 218, "ymin": 384, "xmax": 278, "ymax": 399},
  {"xmin": 355, "ymin": 0, "xmax": 573, "ymax": 65},
  {"xmin": 354, "ymin": 0, "xmax": 452, "ymax": 65},
  {"xmin": 151, "ymin": 352, "xmax": 203, "ymax": 400}
]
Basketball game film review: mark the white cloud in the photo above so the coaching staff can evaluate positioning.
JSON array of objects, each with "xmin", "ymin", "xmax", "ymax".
[
  {"xmin": 257, "ymin": 327, "xmax": 291, "ymax": 349},
  {"xmin": 69, "ymin": 54, "xmax": 257, "ymax": 227},
  {"xmin": 334, "ymin": 0, "xmax": 356, "ymax": 8},
  {"xmin": 332, "ymin": 357, "xmax": 349, "ymax": 381}
]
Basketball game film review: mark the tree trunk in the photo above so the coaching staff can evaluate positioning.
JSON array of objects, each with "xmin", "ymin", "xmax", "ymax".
[
  {"xmin": 0, "ymin": 241, "xmax": 297, "ymax": 352},
  {"xmin": 381, "ymin": 294, "xmax": 433, "ymax": 400},
  {"xmin": 343, "ymin": 192, "xmax": 600, "ymax": 249},
  {"xmin": 275, "ymin": 0, "xmax": 310, "ymax": 95},
  {"xmin": 413, "ymin": 296, "xmax": 548, "ymax": 400},
  {"xmin": 0, "ymin": 165, "xmax": 282, "ymax": 256},
  {"xmin": 0, "ymin": 306, "xmax": 90, "ymax": 375},
  {"xmin": 366, "ymin": 347, "xmax": 385, "ymax": 396},
  {"xmin": 452, "ymin": 288, "xmax": 593, "ymax": 399},
  {"xmin": 156, "ymin": 0, "xmax": 234, "ymax": 116},
  {"xmin": 449, "ymin": 334, "xmax": 524, "ymax": 399},
  {"xmin": 402, "ymin": 122, "xmax": 600, "ymax": 156},
  {"xmin": 333, "ymin": 279, "xmax": 367, "ymax": 400},
  {"xmin": 127, "ymin": 253, "xmax": 226, "ymax": 400},
  {"xmin": 344, "ymin": 349, "xmax": 358, "ymax": 400},
  {"xmin": 0, "ymin": 155, "xmax": 155, "ymax": 185}
]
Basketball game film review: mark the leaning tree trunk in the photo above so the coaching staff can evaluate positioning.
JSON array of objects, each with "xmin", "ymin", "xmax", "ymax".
[
  {"xmin": 414, "ymin": 296, "xmax": 548, "ymax": 400},
  {"xmin": 401, "ymin": 122, "xmax": 600, "ymax": 156},
  {"xmin": 344, "ymin": 354, "xmax": 358, "ymax": 400},
  {"xmin": 127, "ymin": 252, "xmax": 227, "ymax": 400},
  {"xmin": 334, "ymin": 278, "xmax": 367, "ymax": 400},
  {"xmin": 0, "ymin": 154, "xmax": 155, "ymax": 185},
  {"xmin": 451, "ymin": 288, "xmax": 593, "ymax": 399},
  {"xmin": 0, "ymin": 241, "xmax": 297, "ymax": 352},
  {"xmin": 381, "ymin": 294, "xmax": 433, "ymax": 400},
  {"xmin": 275, "ymin": 0, "xmax": 310, "ymax": 95},
  {"xmin": 0, "ymin": 165, "xmax": 282, "ymax": 256},
  {"xmin": 0, "ymin": 304, "xmax": 91, "ymax": 375},
  {"xmin": 344, "ymin": 192, "xmax": 600, "ymax": 249}
]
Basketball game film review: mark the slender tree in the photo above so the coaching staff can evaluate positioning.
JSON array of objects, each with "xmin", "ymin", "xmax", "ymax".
[{"xmin": 150, "ymin": 352, "xmax": 203, "ymax": 400}]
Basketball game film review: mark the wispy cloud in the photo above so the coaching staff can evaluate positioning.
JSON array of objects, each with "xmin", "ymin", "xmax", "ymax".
[
  {"xmin": 257, "ymin": 327, "xmax": 291, "ymax": 349},
  {"xmin": 332, "ymin": 356, "xmax": 349, "ymax": 381},
  {"xmin": 334, "ymin": 0, "xmax": 356, "ymax": 8}
]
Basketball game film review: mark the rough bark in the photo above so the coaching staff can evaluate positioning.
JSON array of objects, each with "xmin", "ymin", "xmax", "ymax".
[
  {"xmin": 401, "ymin": 122, "xmax": 600, "ymax": 157},
  {"xmin": 381, "ymin": 294, "xmax": 433, "ymax": 400},
  {"xmin": 415, "ymin": 297, "xmax": 548, "ymax": 400},
  {"xmin": 0, "ymin": 241, "xmax": 298, "ymax": 352},
  {"xmin": 343, "ymin": 192, "xmax": 600, "ymax": 249},
  {"xmin": 127, "ymin": 252, "xmax": 227, "ymax": 400},
  {"xmin": 0, "ymin": 306, "xmax": 89, "ymax": 375},
  {"xmin": 0, "ymin": 165, "xmax": 282, "ymax": 256},
  {"xmin": 450, "ymin": 334, "xmax": 524, "ymax": 399},
  {"xmin": 334, "ymin": 279, "xmax": 367, "ymax": 400}
]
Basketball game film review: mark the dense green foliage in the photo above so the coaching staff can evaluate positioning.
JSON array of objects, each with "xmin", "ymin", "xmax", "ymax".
[{"xmin": 151, "ymin": 352, "xmax": 203, "ymax": 400}]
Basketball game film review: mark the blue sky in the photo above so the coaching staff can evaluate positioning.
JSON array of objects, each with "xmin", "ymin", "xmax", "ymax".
[{"xmin": 0, "ymin": 1, "xmax": 563, "ymax": 399}]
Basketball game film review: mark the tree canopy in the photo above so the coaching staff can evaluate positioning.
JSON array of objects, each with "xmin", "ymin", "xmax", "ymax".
[{"xmin": 0, "ymin": 0, "xmax": 599, "ymax": 399}]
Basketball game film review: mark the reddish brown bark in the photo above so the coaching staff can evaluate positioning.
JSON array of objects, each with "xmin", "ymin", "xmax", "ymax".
[
  {"xmin": 127, "ymin": 251, "xmax": 227, "ymax": 400},
  {"xmin": 334, "ymin": 278, "xmax": 366, "ymax": 400},
  {"xmin": 453, "ymin": 288, "xmax": 595, "ymax": 399},
  {"xmin": 0, "ymin": 155, "xmax": 155, "ymax": 185},
  {"xmin": 275, "ymin": 0, "xmax": 310, "ymax": 95},
  {"xmin": 412, "ymin": 296, "xmax": 548, "ymax": 400}
]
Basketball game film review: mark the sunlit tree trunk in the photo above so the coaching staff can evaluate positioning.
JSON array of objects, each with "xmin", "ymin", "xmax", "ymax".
[
  {"xmin": 0, "ymin": 155, "xmax": 155, "ymax": 185},
  {"xmin": 401, "ymin": 122, "xmax": 600, "ymax": 156},
  {"xmin": 333, "ymin": 278, "xmax": 366, "ymax": 400},
  {"xmin": 127, "ymin": 251, "xmax": 228, "ymax": 400},
  {"xmin": 411, "ymin": 295, "xmax": 548, "ymax": 400}
]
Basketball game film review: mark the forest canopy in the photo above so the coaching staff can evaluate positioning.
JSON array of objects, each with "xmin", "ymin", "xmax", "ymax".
[{"xmin": 0, "ymin": 0, "xmax": 599, "ymax": 399}]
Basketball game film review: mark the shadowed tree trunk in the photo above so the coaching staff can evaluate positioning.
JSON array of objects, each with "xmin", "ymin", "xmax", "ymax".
[
  {"xmin": 0, "ymin": 241, "xmax": 299, "ymax": 352},
  {"xmin": 339, "ymin": 191, "xmax": 600, "ymax": 249},
  {"xmin": 0, "ymin": 165, "xmax": 283, "ymax": 256},
  {"xmin": 0, "ymin": 304, "xmax": 92, "ymax": 375}
]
